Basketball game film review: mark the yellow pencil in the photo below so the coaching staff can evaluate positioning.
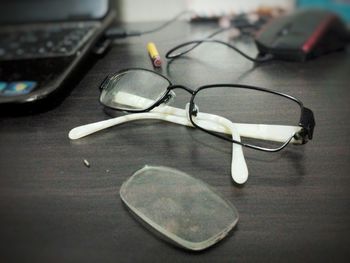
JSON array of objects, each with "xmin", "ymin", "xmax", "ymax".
[{"xmin": 147, "ymin": 42, "xmax": 162, "ymax": 67}]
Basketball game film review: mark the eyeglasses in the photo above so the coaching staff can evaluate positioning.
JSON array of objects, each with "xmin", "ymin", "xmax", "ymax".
[{"xmin": 99, "ymin": 68, "xmax": 315, "ymax": 152}]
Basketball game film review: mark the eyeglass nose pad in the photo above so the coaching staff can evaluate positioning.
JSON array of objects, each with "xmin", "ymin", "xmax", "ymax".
[
  {"xmin": 160, "ymin": 90, "xmax": 176, "ymax": 107},
  {"xmin": 185, "ymin": 103, "xmax": 199, "ymax": 120}
]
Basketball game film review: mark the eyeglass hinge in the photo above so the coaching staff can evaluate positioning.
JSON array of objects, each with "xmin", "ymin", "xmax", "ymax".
[
  {"xmin": 296, "ymin": 107, "xmax": 315, "ymax": 144},
  {"xmin": 294, "ymin": 129, "xmax": 308, "ymax": 144},
  {"xmin": 99, "ymin": 76, "xmax": 110, "ymax": 90}
]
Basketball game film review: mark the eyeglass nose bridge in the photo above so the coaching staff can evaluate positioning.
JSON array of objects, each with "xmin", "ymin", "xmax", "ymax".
[
  {"xmin": 162, "ymin": 90, "xmax": 176, "ymax": 105},
  {"xmin": 168, "ymin": 84, "xmax": 196, "ymax": 95},
  {"xmin": 160, "ymin": 84, "xmax": 198, "ymax": 114},
  {"xmin": 160, "ymin": 85, "xmax": 199, "ymax": 118}
]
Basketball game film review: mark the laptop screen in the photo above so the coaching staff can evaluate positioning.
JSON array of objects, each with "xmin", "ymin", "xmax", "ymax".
[{"xmin": 0, "ymin": 0, "xmax": 110, "ymax": 24}]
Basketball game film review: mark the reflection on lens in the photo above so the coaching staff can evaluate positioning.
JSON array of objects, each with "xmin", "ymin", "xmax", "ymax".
[
  {"xmin": 100, "ymin": 69, "xmax": 170, "ymax": 111},
  {"xmin": 191, "ymin": 86, "xmax": 301, "ymax": 150}
]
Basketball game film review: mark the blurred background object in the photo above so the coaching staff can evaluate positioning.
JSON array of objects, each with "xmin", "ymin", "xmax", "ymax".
[
  {"xmin": 115, "ymin": 0, "xmax": 186, "ymax": 22},
  {"xmin": 115, "ymin": 0, "xmax": 295, "ymax": 22},
  {"xmin": 186, "ymin": 0, "xmax": 294, "ymax": 20},
  {"xmin": 298, "ymin": 0, "xmax": 350, "ymax": 22},
  {"xmin": 115, "ymin": 0, "xmax": 350, "ymax": 23}
]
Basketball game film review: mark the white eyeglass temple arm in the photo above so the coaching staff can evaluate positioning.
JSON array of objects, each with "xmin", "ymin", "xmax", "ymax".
[
  {"xmin": 190, "ymin": 110, "xmax": 248, "ymax": 184},
  {"xmin": 68, "ymin": 112, "xmax": 249, "ymax": 184},
  {"xmin": 69, "ymin": 113, "xmax": 191, "ymax": 140},
  {"xmin": 197, "ymin": 112, "xmax": 302, "ymax": 144},
  {"xmin": 114, "ymin": 92, "xmax": 303, "ymax": 144}
]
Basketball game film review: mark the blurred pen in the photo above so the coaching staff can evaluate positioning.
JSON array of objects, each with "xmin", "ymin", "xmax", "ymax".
[{"xmin": 147, "ymin": 42, "xmax": 162, "ymax": 67}]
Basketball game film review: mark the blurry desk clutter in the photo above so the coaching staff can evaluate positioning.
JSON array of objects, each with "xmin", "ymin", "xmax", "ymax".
[
  {"xmin": 0, "ymin": 0, "xmax": 115, "ymax": 109},
  {"xmin": 1, "ymin": 1, "xmax": 350, "ymax": 262}
]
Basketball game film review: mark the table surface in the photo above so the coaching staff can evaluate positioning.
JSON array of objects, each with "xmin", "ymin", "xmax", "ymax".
[{"xmin": 1, "ymin": 21, "xmax": 349, "ymax": 263}]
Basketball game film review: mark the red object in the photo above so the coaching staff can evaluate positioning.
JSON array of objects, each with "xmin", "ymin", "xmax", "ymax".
[{"xmin": 302, "ymin": 15, "xmax": 336, "ymax": 53}]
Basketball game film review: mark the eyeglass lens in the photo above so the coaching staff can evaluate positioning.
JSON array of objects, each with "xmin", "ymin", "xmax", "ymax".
[
  {"xmin": 191, "ymin": 86, "xmax": 301, "ymax": 149},
  {"xmin": 100, "ymin": 69, "xmax": 170, "ymax": 111}
]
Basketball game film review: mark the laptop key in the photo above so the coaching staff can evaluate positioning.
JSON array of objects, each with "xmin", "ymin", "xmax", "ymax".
[{"xmin": 0, "ymin": 23, "xmax": 97, "ymax": 61}]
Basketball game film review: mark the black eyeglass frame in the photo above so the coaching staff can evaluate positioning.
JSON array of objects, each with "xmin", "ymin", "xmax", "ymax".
[{"xmin": 99, "ymin": 68, "xmax": 315, "ymax": 152}]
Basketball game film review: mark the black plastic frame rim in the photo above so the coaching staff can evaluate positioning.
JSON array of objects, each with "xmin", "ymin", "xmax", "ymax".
[{"xmin": 98, "ymin": 68, "xmax": 315, "ymax": 152}]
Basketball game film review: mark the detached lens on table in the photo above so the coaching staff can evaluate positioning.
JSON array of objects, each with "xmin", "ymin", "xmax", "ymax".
[{"xmin": 120, "ymin": 165, "xmax": 239, "ymax": 251}]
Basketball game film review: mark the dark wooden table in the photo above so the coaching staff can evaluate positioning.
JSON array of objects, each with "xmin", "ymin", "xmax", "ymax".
[{"xmin": 1, "ymin": 22, "xmax": 349, "ymax": 263}]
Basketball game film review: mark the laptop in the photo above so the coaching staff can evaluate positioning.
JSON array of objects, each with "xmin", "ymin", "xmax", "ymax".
[{"xmin": 0, "ymin": 0, "xmax": 115, "ymax": 111}]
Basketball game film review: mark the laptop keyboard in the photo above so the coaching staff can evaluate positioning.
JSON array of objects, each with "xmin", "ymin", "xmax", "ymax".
[{"xmin": 0, "ymin": 22, "xmax": 98, "ymax": 61}]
